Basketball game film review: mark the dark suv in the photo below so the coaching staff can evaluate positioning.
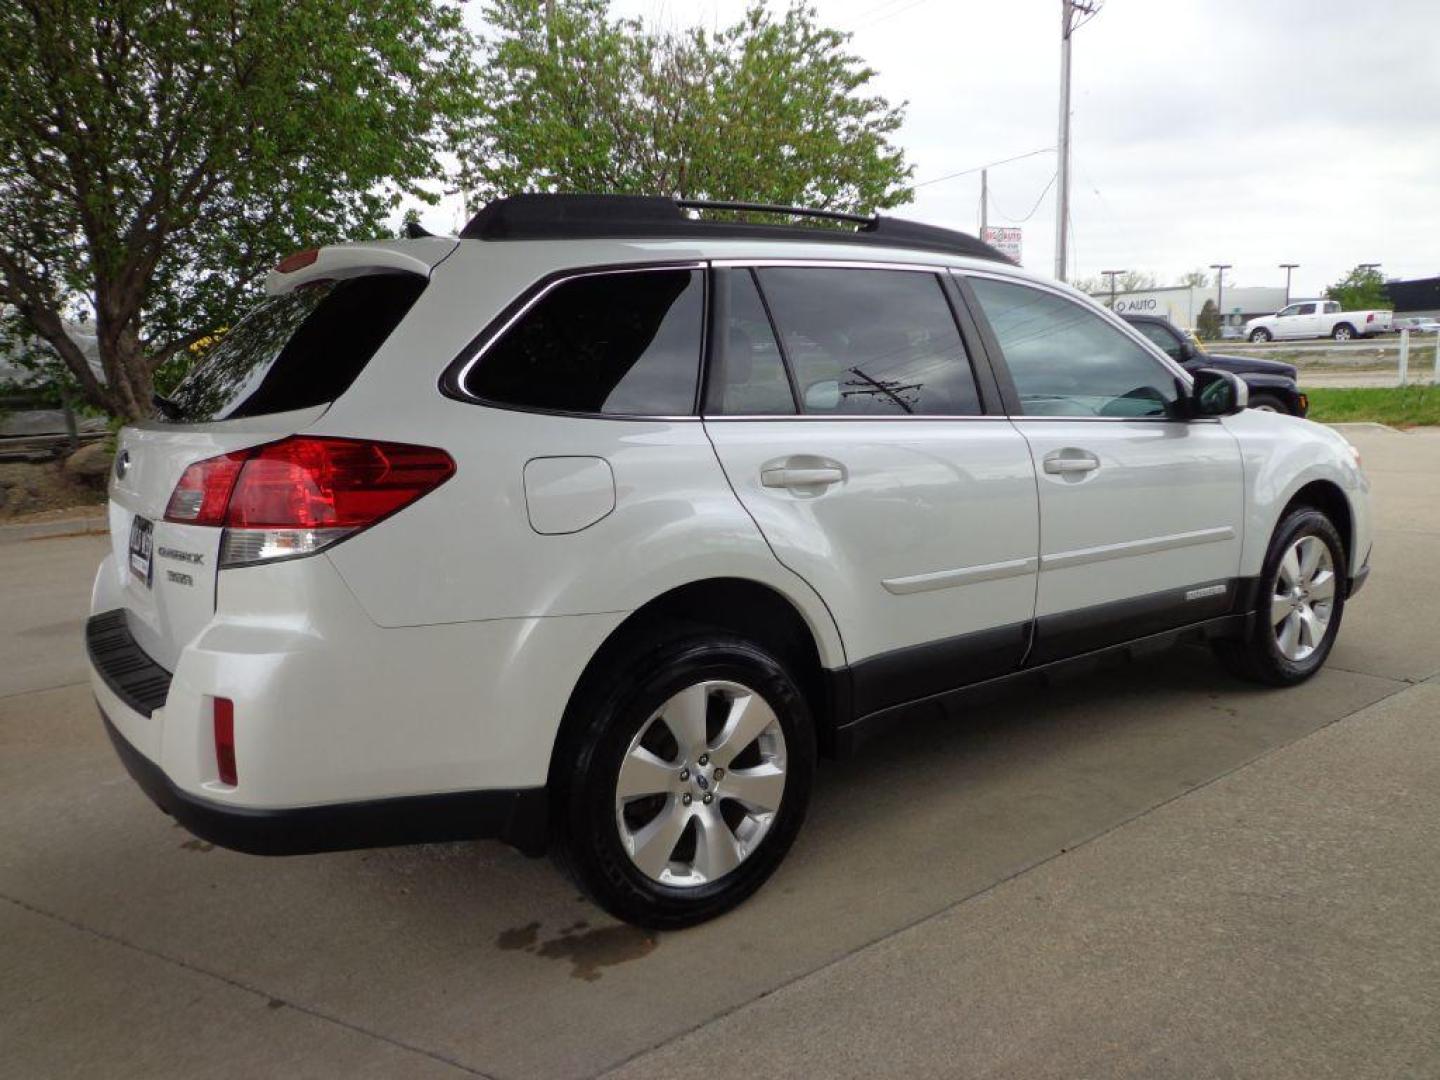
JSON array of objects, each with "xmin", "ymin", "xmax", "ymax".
[{"xmin": 1123, "ymin": 314, "xmax": 1308, "ymax": 416}]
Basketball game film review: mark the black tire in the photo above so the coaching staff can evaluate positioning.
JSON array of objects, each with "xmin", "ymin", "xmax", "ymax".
[
  {"xmin": 1249, "ymin": 328, "xmax": 1271, "ymax": 343},
  {"xmin": 1332, "ymin": 323, "xmax": 1355, "ymax": 341},
  {"xmin": 1214, "ymin": 507, "xmax": 1346, "ymax": 686},
  {"xmin": 1247, "ymin": 392, "xmax": 1289, "ymax": 414},
  {"xmin": 551, "ymin": 629, "xmax": 816, "ymax": 929}
]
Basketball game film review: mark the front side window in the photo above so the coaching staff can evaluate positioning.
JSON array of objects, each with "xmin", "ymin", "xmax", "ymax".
[
  {"xmin": 464, "ymin": 268, "xmax": 703, "ymax": 415},
  {"xmin": 754, "ymin": 267, "xmax": 980, "ymax": 416},
  {"xmin": 1133, "ymin": 320, "xmax": 1184, "ymax": 361},
  {"xmin": 1278, "ymin": 304, "xmax": 1302, "ymax": 318},
  {"xmin": 967, "ymin": 277, "xmax": 1181, "ymax": 418},
  {"xmin": 1295, "ymin": 302, "xmax": 1318, "ymax": 316}
]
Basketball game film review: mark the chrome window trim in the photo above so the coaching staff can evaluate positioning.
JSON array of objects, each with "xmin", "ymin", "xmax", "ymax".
[
  {"xmin": 953, "ymin": 267, "xmax": 1198, "ymax": 391},
  {"xmin": 711, "ymin": 257, "xmax": 946, "ymax": 272},
  {"xmin": 446, "ymin": 261, "xmax": 707, "ymax": 420},
  {"xmin": 700, "ymin": 413, "xmax": 1011, "ymax": 422}
]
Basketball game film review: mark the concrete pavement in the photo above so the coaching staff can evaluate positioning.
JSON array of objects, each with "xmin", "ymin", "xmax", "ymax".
[{"xmin": 2, "ymin": 426, "xmax": 1438, "ymax": 1079}]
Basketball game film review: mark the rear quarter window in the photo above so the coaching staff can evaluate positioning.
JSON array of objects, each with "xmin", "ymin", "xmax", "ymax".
[
  {"xmin": 165, "ymin": 274, "xmax": 426, "ymax": 422},
  {"xmin": 460, "ymin": 268, "xmax": 703, "ymax": 416}
]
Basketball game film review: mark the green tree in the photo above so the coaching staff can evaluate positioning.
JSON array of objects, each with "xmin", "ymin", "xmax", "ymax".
[
  {"xmin": 1325, "ymin": 265, "xmax": 1392, "ymax": 311},
  {"xmin": 1196, "ymin": 299, "xmax": 1222, "ymax": 341},
  {"xmin": 0, "ymin": 1, "xmax": 479, "ymax": 421},
  {"xmin": 463, "ymin": 0, "xmax": 913, "ymax": 215},
  {"xmin": 1177, "ymin": 269, "xmax": 1210, "ymax": 288}
]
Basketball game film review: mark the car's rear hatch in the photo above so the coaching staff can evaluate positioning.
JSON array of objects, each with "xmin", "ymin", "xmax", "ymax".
[{"xmin": 103, "ymin": 240, "xmax": 451, "ymax": 671}]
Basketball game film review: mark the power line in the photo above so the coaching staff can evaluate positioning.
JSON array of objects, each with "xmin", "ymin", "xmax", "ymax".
[
  {"xmin": 913, "ymin": 146, "xmax": 1056, "ymax": 190},
  {"xmin": 989, "ymin": 171, "xmax": 1058, "ymax": 224}
]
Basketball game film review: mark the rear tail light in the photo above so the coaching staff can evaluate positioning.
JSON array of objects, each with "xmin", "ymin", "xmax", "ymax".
[
  {"xmin": 214, "ymin": 697, "xmax": 237, "ymax": 786},
  {"xmin": 1366, "ymin": 312, "xmax": 1375, "ymax": 324},
  {"xmin": 164, "ymin": 437, "xmax": 455, "ymax": 567}
]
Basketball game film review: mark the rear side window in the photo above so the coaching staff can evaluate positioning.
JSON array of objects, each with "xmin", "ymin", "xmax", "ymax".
[
  {"xmin": 465, "ymin": 268, "xmax": 703, "ymax": 415},
  {"xmin": 754, "ymin": 268, "xmax": 980, "ymax": 416},
  {"xmin": 707, "ymin": 269, "xmax": 796, "ymax": 415},
  {"xmin": 166, "ymin": 274, "xmax": 426, "ymax": 421}
]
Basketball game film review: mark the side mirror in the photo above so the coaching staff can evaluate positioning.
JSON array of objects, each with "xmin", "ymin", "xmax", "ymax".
[
  {"xmin": 803, "ymin": 380, "xmax": 842, "ymax": 410},
  {"xmin": 1190, "ymin": 368, "xmax": 1248, "ymax": 417}
]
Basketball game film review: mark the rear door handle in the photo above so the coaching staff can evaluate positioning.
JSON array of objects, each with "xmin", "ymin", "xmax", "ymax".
[
  {"xmin": 1043, "ymin": 450, "xmax": 1100, "ymax": 475},
  {"xmin": 760, "ymin": 458, "xmax": 846, "ymax": 490}
]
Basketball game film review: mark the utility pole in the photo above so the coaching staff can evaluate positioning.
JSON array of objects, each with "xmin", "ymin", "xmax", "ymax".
[
  {"xmin": 1054, "ymin": 0, "xmax": 1099, "ymax": 283},
  {"xmin": 1101, "ymin": 269, "xmax": 1127, "ymax": 310},
  {"xmin": 1279, "ymin": 263, "xmax": 1299, "ymax": 306},
  {"xmin": 980, "ymin": 168, "xmax": 988, "ymax": 235},
  {"xmin": 1210, "ymin": 263, "xmax": 1232, "ymax": 338}
]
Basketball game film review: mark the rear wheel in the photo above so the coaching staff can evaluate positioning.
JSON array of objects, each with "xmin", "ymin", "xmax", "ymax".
[
  {"xmin": 552, "ymin": 630, "xmax": 815, "ymax": 928},
  {"xmin": 1332, "ymin": 323, "xmax": 1355, "ymax": 341},
  {"xmin": 1214, "ymin": 508, "xmax": 1346, "ymax": 686},
  {"xmin": 1249, "ymin": 328, "xmax": 1272, "ymax": 343}
]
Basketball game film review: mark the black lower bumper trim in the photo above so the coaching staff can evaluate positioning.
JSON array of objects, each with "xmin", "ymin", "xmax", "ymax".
[{"xmin": 100, "ymin": 705, "xmax": 548, "ymax": 856}]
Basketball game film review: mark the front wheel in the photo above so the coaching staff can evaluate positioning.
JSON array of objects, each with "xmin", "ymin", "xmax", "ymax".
[
  {"xmin": 552, "ymin": 631, "xmax": 816, "ymax": 928},
  {"xmin": 1249, "ymin": 328, "xmax": 1272, "ymax": 343},
  {"xmin": 1247, "ymin": 392, "xmax": 1288, "ymax": 414},
  {"xmin": 1332, "ymin": 323, "xmax": 1355, "ymax": 341},
  {"xmin": 1214, "ymin": 508, "xmax": 1346, "ymax": 686}
]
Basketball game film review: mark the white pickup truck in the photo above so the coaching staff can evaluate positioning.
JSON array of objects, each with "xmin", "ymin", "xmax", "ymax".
[{"xmin": 1246, "ymin": 300, "xmax": 1392, "ymax": 342}]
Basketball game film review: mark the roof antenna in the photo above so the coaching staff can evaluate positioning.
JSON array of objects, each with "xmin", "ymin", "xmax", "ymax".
[{"xmin": 404, "ymin": 220, "xmax": 435, "ymax": 239}]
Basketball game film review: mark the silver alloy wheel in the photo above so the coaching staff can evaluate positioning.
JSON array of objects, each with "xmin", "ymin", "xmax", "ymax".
[
  {"xmin": 1334, "ymin": 326, "xmax": 1352, "ymax": 340},
  {"xmin": 1272, "ymin": 535, "xmax": 1336, "ymax": 661},
  {"xmin": 1251, "ymin": 403, "xmax": 1279, "ymax": 413},
  {"xmin": 614, "ymin": 679, "xmax": 787, "ymax": 888}
]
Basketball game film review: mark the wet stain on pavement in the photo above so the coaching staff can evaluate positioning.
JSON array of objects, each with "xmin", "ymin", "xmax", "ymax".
[
  {"xmin": 495, "ymin": 919, "xmax": 658, "ymax": 980},
  {"xmin": 535, "ymin": 924, "xmax": 658, "ymax": 982},
  {"xmin": 180, "ymin": 839, "xmax": 214, "ymax": 852},
  {"xmin": 496, "ymin": 920, "xmax": 541, "ymax": 951}
]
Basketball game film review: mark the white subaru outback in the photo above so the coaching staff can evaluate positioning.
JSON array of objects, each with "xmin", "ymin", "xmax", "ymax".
[{"xmin": 88, "ymin": 194, "xmax": 1371, "ymax": 927}]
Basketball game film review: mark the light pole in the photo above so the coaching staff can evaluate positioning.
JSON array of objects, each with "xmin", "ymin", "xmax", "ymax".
[
  {"xmin": 1279, "ymin": 263, "xmax": 1299, "ymax": 306},
  {"xmin": 1102, "ymin": 269, "xmax": 1127, "ymax": 310},
  {"xmin": 1054, "ymin": 0, "xmax": 1100, "ymax": 282},
  {"xmin": 1210, "ymin": 263, "xmax": 1232, "ymax": 337}
]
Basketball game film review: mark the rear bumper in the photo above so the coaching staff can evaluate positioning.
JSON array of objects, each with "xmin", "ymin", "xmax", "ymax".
[{"xmin": 100, "ymin": 703, "xmax": 547, "ymax": 855}]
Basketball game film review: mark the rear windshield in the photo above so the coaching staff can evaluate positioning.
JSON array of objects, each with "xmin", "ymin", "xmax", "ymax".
[{"xmin": 164, "ymin": 274, "xmax": 426, "ymax": 421}]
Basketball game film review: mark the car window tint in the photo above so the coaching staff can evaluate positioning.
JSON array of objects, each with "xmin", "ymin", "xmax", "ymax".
[
  {"xmin": 466, "ymin": 269, "xmax": 702, "ymax": 415},
  {"xmin": 708, "ymin": 269, "xmax": 795, "ymax": 415},
  {"xmin": 1296, "ymin": 303, "xmax": 1317, "ymax": 315},
  {"xmin": 754, "ymin": 268, "xmax": 979, "ymax": 416},
  {"xmin": 1133, "ymin": 321, "xmax": 1183, "ymax": 361},
  {"xmin": 166, "ymin": 275, "xmax": 426, "ymax": 422},
  {"xmin": 968, "ymin": 277, "xmax": 1180, "ymax": 418}
]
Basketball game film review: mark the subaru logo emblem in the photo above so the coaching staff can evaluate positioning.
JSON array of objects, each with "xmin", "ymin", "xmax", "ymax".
[{"xmin": 115, "ymin": 449, "xmax": 129, "ymax": 479}]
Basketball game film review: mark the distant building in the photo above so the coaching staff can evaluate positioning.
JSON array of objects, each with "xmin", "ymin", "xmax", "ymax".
[
  {"xmin": 1090, "ymin": 285, "xmax": 1287, "ymax": 336},
  {"xmin": 1384, "ymin": 275, "xmax": 1440, "ymax": 316}
]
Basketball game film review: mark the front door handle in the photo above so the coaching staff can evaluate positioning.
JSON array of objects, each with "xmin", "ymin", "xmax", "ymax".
[
  {"xmin": 1043, "ymin": 450, "xmax": 1100, "ymax": 475},
  {"xmin": 761, "ymin": 457, "xmax": 846, "ymax": 490}
]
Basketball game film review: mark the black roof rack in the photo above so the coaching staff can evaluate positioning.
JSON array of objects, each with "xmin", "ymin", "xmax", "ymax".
[{"xmin": 459, "ymin": 194, "xmax": 1011, "ymax": 263}]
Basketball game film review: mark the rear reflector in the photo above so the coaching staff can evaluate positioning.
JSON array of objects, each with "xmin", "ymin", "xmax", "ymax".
[
  {"xmin": 214, "ymin": 697, "xmax": 237, "ymax": 786},
  {"xmin": 164, "ymin": 437, "xmax": 455, "ymax": 567}
]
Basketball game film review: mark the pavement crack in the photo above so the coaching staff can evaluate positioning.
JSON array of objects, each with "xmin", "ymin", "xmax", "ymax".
[
  {"xmin": 0, "ymin": 892, "xmax": 495, "ymax": 1079},
  {"xmin": 0, "ymin": 680, "xmax": 87, "ymax": 703}
]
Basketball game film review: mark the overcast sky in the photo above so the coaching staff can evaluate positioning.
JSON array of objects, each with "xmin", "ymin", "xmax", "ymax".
[{"xmin": 432, "ymin": 0, "xmax": 1440, "ymax": 297}]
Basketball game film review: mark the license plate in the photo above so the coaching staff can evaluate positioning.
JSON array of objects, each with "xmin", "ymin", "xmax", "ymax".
[{"xmin": 128, "ymin": 516, "xmax": 154, "ymax": 587}]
